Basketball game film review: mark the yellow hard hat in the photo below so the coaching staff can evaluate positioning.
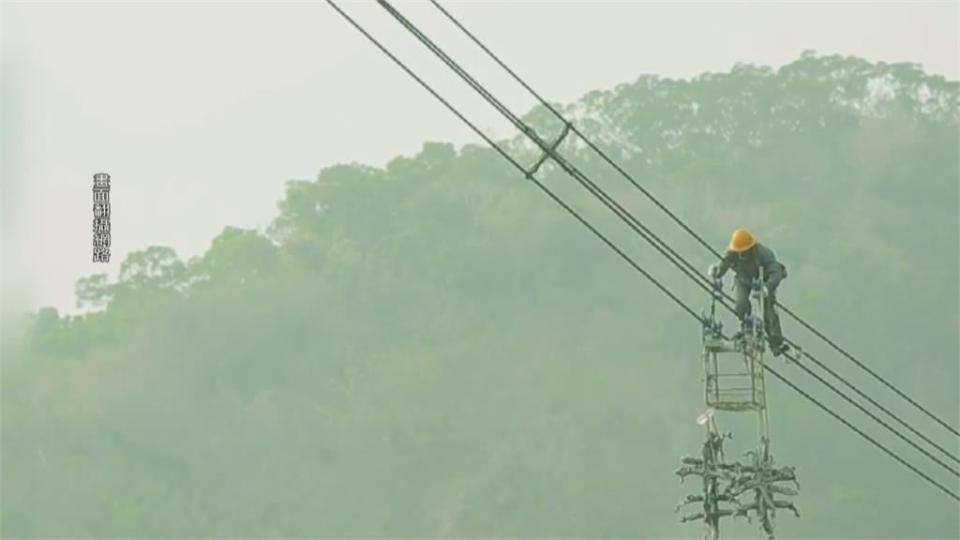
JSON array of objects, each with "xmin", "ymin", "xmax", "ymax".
[{"xmin": 729, "ymin": 229, "xmax": 757, "ymax": 252}]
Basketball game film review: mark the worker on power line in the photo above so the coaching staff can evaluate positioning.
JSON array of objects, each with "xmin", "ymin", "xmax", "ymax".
[{"xmin": 708, "ymin": 229, "xmax": 790, "ymax": 356}]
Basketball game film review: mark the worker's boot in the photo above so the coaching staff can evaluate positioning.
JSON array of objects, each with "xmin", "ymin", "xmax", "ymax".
[{"xmin": 770, "ymin": 340, "xmax": 790, "ymax": 357}]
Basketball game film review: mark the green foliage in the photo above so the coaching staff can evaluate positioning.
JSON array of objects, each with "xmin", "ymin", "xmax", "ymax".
[{"xmin": 3, "ymin": 53, "xmax": 958, "ymax": 538}]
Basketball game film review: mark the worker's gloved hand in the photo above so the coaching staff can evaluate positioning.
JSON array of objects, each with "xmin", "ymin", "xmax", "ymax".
[{"xmin": 707, "ymin": 264, "xmax": 720, "ymax": 279}]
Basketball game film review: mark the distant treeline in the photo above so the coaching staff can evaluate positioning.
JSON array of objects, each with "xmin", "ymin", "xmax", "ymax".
[{"xmin": 3, "ymin": 53, "xmax": 958, "ymax": 538}]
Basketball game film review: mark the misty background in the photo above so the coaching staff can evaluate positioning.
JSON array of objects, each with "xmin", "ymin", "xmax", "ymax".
[
  {"xmin": 2, "ymin": 1, "xmax": 959, "ymax": 538},
  {"xmin": 2, "ymin": 1, "xmax": 957, "ymax": 317}
]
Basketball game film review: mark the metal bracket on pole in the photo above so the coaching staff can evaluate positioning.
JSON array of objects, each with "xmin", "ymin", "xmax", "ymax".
[
  {"xmin": 525, "ymin": 122, "xmax": 571, "ymax": 179},
  {"xmin": 685, "ymin": 264, "xmax": 798, "ymax": 539}
]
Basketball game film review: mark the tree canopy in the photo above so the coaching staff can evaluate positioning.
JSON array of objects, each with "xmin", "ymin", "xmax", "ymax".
[{"xmin": 3, "ymin": 53, "xmax": 958, "ymax": 538}]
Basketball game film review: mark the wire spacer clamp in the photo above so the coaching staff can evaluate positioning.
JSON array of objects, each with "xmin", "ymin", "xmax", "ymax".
[{"xmin": 524, "ymin": 122, "xmax": 572, "ymax": 179}]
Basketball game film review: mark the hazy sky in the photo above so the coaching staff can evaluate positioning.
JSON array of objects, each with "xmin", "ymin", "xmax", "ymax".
[{"xmin": 2, "ymin": 1, "xmax": 957, "ymax": 318}]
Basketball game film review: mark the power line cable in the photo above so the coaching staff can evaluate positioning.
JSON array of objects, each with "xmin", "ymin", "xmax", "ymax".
[
  {"xmin": 375, "ymin": 0, "xmax": 732, "ymax": 308},
  {"xmin": 324, "ymin": 0, "xmax": 960, "ymax": 503},
  {"xmin": 379, "ymin": 0, "xmax": 960, "ymax": 470},
  {"xmin": 765, "ymin": 365, "xmax": 960, "ymax": 502},
  {"xmin": 427, "ymin": 0, "xmax": 960, "ymax": 440},
  {"xmin": 322, "ymin": 0, "xmax": 704, "ymax": 325}
]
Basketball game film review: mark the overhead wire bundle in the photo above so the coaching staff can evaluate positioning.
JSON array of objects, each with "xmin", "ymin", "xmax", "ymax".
[{"xmin": 325, "ymin": 0, "xmax": 960, "ymax": 503}]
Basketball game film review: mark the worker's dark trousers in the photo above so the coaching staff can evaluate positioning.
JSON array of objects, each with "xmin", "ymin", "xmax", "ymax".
[{"xmin": 733, "ymin": 281, "xmax": 784, "ymax": 347}]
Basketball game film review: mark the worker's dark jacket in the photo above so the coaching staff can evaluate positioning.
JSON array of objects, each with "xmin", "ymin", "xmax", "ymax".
[{"xmin": 716, "ymin": 243, "xmax": 787, "ymax": 289}]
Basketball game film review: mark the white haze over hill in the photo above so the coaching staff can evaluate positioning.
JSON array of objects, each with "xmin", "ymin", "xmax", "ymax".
[{"xmin": 1, "ymin": 1, "xmax": 957, "ymax": 319}]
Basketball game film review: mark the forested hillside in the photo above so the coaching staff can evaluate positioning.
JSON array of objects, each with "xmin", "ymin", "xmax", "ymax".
[{"xmin": 3, "ymin": 52, "xmax": 958, "ymax": 538}]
